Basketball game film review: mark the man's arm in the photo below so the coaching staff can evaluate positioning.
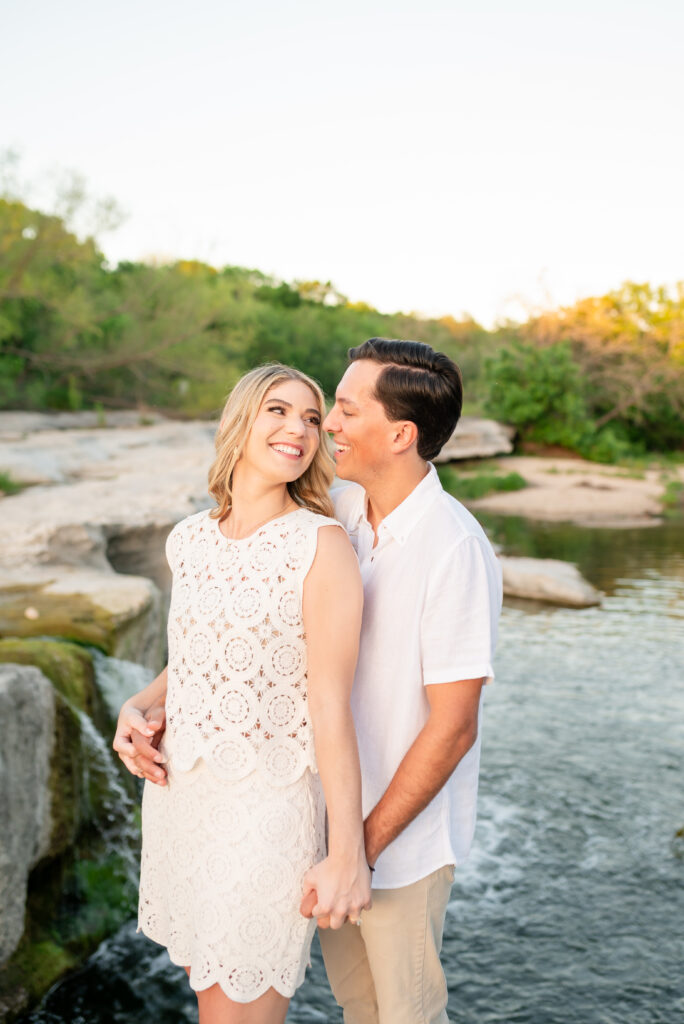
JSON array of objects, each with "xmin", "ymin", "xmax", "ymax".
[{"xmin": 363, "ymin": 677, "xmax": 483, "ymax": 867}]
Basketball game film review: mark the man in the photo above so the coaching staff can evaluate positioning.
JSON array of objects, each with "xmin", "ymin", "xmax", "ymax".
[{"xmin": 123, "ymin": 338, "xmax": 502, "ymax": 1024}]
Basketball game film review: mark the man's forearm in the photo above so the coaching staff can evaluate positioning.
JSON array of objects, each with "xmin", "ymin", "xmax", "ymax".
[{"xmin": 363, "ymin": 717, "xmax": 478, "ymax": 867}]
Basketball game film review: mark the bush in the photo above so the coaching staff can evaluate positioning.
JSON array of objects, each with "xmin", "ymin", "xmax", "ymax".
[
  {"xmin": 484, "ymin": 340, "xmax": 651, "ymax": 462},
  {"xmin": 484, "ymin": 340, "xmax": 593, "ymax": 450},
  {"xmin": 437, "ymin": 466, "xmax": 527, "ymax": 500}
]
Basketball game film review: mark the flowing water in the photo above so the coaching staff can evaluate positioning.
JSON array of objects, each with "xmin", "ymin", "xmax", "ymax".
[{"xmin": 24, "ymin": 517, "xmax": 684, "ymax": 1024}]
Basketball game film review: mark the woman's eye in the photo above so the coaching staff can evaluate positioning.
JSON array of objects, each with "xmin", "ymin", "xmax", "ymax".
[
  {"xmin": 307, "ymin": 417, "xmax": 321, "ymax": 427},
  {"xmin": 267, "ymin": 405, "xmax": 285, "ymax": 415}
]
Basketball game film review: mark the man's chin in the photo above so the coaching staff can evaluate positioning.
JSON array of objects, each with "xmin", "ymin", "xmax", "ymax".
[{"xmin": 333, "ymin": 461, "xmax": 355, "ymax": 482}]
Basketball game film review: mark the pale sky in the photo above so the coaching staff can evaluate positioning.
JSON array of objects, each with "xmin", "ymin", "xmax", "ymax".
[{"xmin": 2, "ymin": 0, "xmax": 683, "ymax": 326}]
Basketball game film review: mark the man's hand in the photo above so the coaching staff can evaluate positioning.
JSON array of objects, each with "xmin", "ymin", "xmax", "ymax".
[
  {"xmin": 299, "ymin": 888, "xmax": 318, "ymax": 920},
  {"xmin": 113, "ymin": 702, "xmax": 167, "ymax": 785}
]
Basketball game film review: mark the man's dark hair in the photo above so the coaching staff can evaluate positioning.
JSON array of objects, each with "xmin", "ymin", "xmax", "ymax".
[{"xmin": 348, "ymin": 338, "xmax": 463, "ymax": 461}]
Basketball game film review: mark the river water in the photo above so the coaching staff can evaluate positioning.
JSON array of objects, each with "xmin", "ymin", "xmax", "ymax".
[{"xmin": 25, "ymin": 516, "xmax": 684, "ymax": 1024}]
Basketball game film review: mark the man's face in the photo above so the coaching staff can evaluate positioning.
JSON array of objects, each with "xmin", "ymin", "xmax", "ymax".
[{"xmin": 323, "ymin": 360, "xmax": 396, "ymax": 485}]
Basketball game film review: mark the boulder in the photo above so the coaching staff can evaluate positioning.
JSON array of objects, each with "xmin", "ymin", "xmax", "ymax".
[
  {"xmin": 499, "ymin": 556, "xmax": 602, "ymax": 607},
  {"xmin": 0, "ymin": 642, "xmax": 140, "ymax": 1018},
  {"xmin": 0, "ymin": 566, "xmax": 164, "ymax": 670},
  {"xmin": 435, "ymin": 417, "xmax": 516, "ymax": 463},
  {"xmin": 0, "ymin": 664, "xmax": 55, "ymax": 964}
]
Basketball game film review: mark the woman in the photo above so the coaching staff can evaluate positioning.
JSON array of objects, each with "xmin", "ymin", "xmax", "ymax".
[{"xmin": 113, "ymin": 364, "xmax": 371, "ymax": 1024}]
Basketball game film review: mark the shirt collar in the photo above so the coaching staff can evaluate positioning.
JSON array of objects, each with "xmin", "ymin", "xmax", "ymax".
[{"xmin": 354, "ymin": 463, "xmax": 442, "ymax": 545}]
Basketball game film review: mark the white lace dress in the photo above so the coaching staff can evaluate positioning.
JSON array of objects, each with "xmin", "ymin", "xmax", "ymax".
[{"xmin": 138, "ymin": 507, "xmax": 339, "ymax": 1002}]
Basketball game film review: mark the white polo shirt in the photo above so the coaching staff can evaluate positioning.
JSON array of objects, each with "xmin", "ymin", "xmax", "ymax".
[{"xmin": 333, "ymin": 463, "xmax": 502, "ymax": 889}]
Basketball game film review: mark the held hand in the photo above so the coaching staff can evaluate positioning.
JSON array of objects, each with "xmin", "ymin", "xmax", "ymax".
[
  {"xmin": 299, "ymin": 887, "xmax": 318, "ymax": 919},
  {"xmin": 131, "ymin": 705, "xmax": 167, "ymax": 784},
  {"xmin": 299, "ymin": 888, "xmax": 330, "ymax": 930},
  {"xmin": 113, "ymin": 702, "xmax": 167, "ymax": 785},
  {"xmin": 300, "ymin": 852, "xmax": 372, "ymax": 930}
]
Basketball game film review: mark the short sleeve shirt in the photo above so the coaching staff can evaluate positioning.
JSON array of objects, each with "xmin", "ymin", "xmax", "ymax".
[{"xmin": 333, "ymin": 464, "xmax": 502, "ymax": 889}]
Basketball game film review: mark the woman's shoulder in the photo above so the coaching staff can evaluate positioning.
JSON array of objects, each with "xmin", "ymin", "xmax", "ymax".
[
  {"xmin": 165, "ymin": 508, "xmax": 214, "ymax": 569},
  {"xmin": 170, "ymin": 507, "xmax": 214, "ymax": 537},
  {"xmin": 292, "ymin": 507, "xmax": 344, "ymax": 534}
]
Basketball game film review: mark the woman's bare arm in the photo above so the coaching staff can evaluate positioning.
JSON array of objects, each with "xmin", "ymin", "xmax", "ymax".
[{"xmin": 300, "ymin": 525, "xmax": 371, "ymax": 929}]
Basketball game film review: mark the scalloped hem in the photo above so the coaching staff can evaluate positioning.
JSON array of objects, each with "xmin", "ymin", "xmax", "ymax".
[
  {"xmin": 137, "ymin": 921, "xmax": 310, "ymax": 1003},
  {"xmin": 166, "ymin": 751, "xmax": 319, "ymax": 789}
]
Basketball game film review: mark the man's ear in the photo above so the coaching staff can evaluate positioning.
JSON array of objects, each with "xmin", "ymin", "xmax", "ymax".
[{"xmin": 391, "ymin": 420, "xmax": 419, "ymax": 454}]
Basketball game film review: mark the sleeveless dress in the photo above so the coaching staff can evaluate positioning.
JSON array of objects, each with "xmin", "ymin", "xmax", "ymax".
[{"xmin": 138, "ymin": 506, "xmax": 340, "ymax": 1001}]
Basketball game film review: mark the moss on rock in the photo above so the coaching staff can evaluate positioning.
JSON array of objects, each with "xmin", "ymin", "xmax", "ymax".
[
  {"xmin": 0, "ymin": 639, "xmax": 143, "ymax": 1017},
  {"xmin": 0, "ymin": 573, "xmax": 164, "ymax": 671},
  {"xmin": 0, "ymin": 938, "xmax": 77, "ymax": 1021},
  {"xmin": 48, "ymin": 691, "xmax": 86, "ymax": 858},
  {"xmin": 0, "ymin": 638, "xmax": 98, "ymax": 717},
  {"xmin": 0, "ymin": 584, "xmax": 122, "ymax": 652}
]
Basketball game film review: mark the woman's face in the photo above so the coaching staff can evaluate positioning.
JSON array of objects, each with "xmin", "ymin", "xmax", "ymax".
[{"xmin": 239, "ymin": 379, "xmax": 322, "ymax": 485}]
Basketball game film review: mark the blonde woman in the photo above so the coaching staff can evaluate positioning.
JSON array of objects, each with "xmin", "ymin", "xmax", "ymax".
[{"xmin": 113, "ymin": 364, "xmax": 371, "ymax": 1024}]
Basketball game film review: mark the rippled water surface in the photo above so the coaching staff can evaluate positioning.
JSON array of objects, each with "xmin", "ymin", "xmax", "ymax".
[{"xmin": 26, "ymin": 518, "xmax": 684, "ymax": 1024}]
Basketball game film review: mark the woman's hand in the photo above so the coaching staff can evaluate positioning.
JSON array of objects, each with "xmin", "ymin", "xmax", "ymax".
[
  {"xmin": 112, "ymin": 667, "xmax": 169, "ymax": 784},
  {"xmin": 113, "ymin": 701, "xmax": 167, "ymax": 785},
  {"xmin": 300, "ymin": 851, "xmax": 372, "ymax": 929}
]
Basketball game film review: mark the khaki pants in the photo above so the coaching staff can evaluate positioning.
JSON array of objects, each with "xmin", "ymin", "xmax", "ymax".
[{"xmin": 318, "ymin": 863, "xmax": 455, "ymax": 1024}]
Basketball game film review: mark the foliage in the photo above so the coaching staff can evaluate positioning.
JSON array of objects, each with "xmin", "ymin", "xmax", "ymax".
[
  {"xmin": 438, "ymin": 465, "xmax": 527, "ymax": 500},
  {"xmin": 0, "ymin": 471, "xmax": 22, "ymax": 494},
  {"xmin": 484, "ymin": 339, "xmax": 650, "ymax": 462},
  {"xmin": 661, "ymin": 480, "xmax": 684, "ymax": 517},
  {"xmin": 1, "ymin": 192, "xmax": 682, "ymax": 461},
  {"xmin": 517, "ymin": 282, "xmax": 684, "ymax": 450},
  {"xmin": 0, "ymin": 197, "xmax": 487, "ymax": 413}
]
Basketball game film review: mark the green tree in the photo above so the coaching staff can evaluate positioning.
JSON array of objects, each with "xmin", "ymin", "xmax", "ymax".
[{"xmin": 484, "ymin": 340, "xmax": 591, "ymax": 449}]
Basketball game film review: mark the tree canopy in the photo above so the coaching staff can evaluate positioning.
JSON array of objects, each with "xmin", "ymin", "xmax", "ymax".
[{"xmin": 1, "ymin": 196, "xmax": 682, "ymax": 460}]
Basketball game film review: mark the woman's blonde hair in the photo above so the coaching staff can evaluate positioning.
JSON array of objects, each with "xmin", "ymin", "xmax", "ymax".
[{"xmin": 208, "ymin": 364, "xmax": 335, "ymax": 521}]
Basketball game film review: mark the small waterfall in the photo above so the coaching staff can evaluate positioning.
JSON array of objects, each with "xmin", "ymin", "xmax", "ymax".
[
  {"xmin": 77, "ymin": 708, "xmax": 141, "ymax": 883},
  {"xmin": 91, "ymin": 649, "xmax": 155, "ymax": 722}
]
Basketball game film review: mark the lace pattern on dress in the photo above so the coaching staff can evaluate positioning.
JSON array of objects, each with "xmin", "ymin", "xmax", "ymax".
[
  {"xmin": 163, "ymin": 507, "xmax": 339, "ymax": 786},
  {"xmin": 138, "ymin": 760, "xmax": 326, "ymax": 1000}
]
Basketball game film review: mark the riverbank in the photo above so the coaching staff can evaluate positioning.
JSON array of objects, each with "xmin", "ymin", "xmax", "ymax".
[{"xmin": 465, "ymin": 455, "xmax": 683, "ymax": 527}]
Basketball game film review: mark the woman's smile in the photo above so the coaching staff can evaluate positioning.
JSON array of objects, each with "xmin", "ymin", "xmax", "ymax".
[{"xmin": 270, "ymin": 442, "xmax": 305, "ymax": 459}]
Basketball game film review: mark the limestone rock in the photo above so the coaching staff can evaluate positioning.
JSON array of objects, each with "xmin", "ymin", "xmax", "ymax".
[
  {"xmin": 0, "ymin": 409, "xmax": 165, "ymax": 440},
  {"xmin": 0, "ymin": 566, "xmax": 164, "ymax": 670},
  {"xmin": 0, "ymin": 415, "xmax": 213, "ymax": 490},
  {"xmin": 499, "ymin": 556, "xmax": 602, "ymax": 607},
  {"xmin": 434, "ymin": 418, "xmax": 516, "ymax": 463},
  {"xmin": 0, "ymin": 664, "xmax": 55, "ymax": 964}
]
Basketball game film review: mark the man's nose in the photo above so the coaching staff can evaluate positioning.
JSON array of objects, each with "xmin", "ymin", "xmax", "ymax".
[{"xmin": 322, "ymin": 408, "xmax": 336, "ymax": 432}]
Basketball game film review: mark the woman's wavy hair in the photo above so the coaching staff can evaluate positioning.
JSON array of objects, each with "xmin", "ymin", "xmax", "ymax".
[{"xmin": 208, "ymin": 364, "xmax": 335, "ymax": 521}]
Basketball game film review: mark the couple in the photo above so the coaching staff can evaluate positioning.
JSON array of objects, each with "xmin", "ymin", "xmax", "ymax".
[{"xmin": 113, "ymin": 337, "xmax": 502, "ymax": 1024}]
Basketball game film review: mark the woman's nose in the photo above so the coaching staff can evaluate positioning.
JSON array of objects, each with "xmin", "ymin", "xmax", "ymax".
[{"xmin": 286, "ymin": 415, "xmax": 306, "ymax": 435}]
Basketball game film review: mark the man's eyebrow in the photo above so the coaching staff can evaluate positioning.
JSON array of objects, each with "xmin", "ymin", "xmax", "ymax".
[
  {"xmin": 336, "ymin": 396, "xmax": 360, "ymax": 408},
  {"xmin": 265, "ymin": 396, "xmax": 320, "ymax": 416}
]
